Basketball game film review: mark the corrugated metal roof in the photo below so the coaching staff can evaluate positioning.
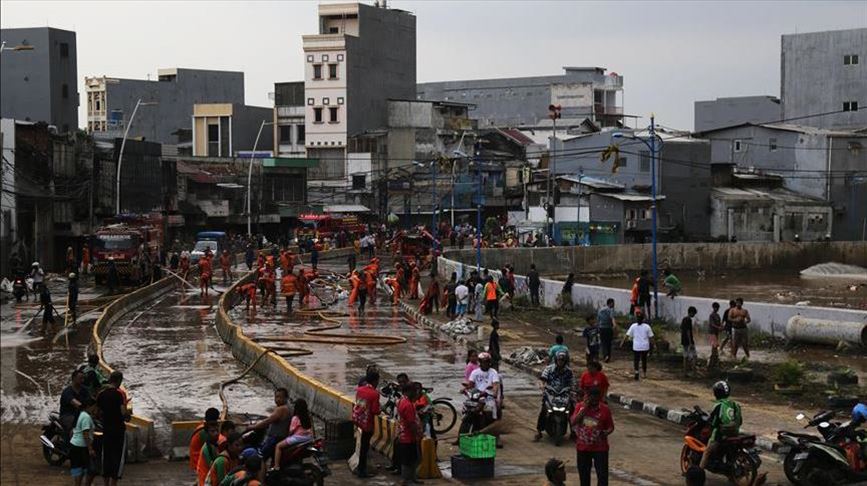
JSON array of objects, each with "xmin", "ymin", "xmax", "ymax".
[
  {"xmin": 597, "ymin": 193, "xmax": 665, "ymax": 202},
  {"xmin": 323, "ymin": 204, "xmax": 371, "ymax": 213},
  {"xmin": 711, "ymin": 187, "xmax": 826, "ymax": 204},
  {"xmin": 557, "ymin": 175, "xmax": 625, "ymax": 190},
  {"xmin": 498, "ymin": 128, "xmax": 535, "ymax": 146}
]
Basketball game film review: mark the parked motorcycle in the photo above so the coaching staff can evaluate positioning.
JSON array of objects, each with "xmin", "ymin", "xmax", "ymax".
[
  {"xmin": 40, "ymin": 412, "xmax": 71, "ymax": 466},
  {"xmin": 779, "ymin": 410, "xmax": 867, "ymax": 485},
  {"xmin": 679, "ymin": 405, "xmax": 761, "ymax": 486},
  {"xmin": 458, "ymin": 389, "xmax": 494, "ymax": 434},
  {"xmin": 12, "ymin": 272, "xmax": 29, "ymax": 302},
  {"xmin": 264, "ymin": 437, "xmax": 330, "ymax": 486},
  {"xmin": 542, "ymin": 385, "xmax": 572, "ymax": 446}
]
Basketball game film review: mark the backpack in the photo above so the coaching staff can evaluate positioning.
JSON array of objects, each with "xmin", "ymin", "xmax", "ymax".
[
  {"xmin": 352, "ymin": 396, "xmax": 370, "ymax": 429},
  {"xmin": 716, "ymin": 399, "xmax": 742, "ymax": 436}
]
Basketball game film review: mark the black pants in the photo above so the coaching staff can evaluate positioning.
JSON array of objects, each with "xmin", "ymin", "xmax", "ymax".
[
  {"xmin": 358, "ymin": 430, "xmax": 373, "ymax": 475},
  {"xmin": 536, "ymin": 403, "xmax": 547, "ymax": 432},
  {"xmin": 486, "ymin": 299, "xmax": 498, "ymax": 319},
  {"xmin": 358, "ymin": 290, "xmax": 367, "ymax": 312},
  {"xmin": 599, "ymin": 328, "xmax": 614, "ymax": 360},
  {"xmin": 633, "ymin": 350, "xmax": 649, "ymax": 374},
  {"xmin": 530, "ymin": 286, "xmax": 540, "ymax": 306},
  {"xmin": 576, "ymin": 450, "xmax": 608, "ymax": 486},
  {"xmin": 285, "ymin": 294, "xmax": 294, "ymax": 312}
]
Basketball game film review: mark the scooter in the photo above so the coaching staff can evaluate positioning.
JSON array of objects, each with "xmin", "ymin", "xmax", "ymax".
[
  {"xmin": 542, "ymin": 385, "xmax": 572, "ymax": 446},
  {"xmin": 40, "ymin": 412, "xmax": 71, "ymax": 466},
  {"xmin": 779, "ymin": 410, "xmax": 867, "ymax": 485},
  {"xmin": 679, "ymin": 405, "xmax": 762, "ymax": 486},
  {"xmin": 12, "ymin": 273, "xmax": 29, "ymax": 302},
  {"xmin": 458, "ymin": 388, "xmax": 494, "ymax": 434},
  {"xmin": 265, "ymin": 437, "xmax": 330, "ymax": 486}
]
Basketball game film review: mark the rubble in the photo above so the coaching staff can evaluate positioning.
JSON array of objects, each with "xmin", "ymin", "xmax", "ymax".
[
  {"xmin": 439, "ymin": 318, "xmax": 477, "ymax": 336},
  {"xmin": 507, "ymin": 346, "xmax": 548, "ymax": 366}
]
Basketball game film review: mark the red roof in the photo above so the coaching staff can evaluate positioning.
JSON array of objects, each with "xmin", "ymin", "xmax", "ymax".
[{"xmin": 499, "ymin": 128, "xmax": 535, "ymax": 146}]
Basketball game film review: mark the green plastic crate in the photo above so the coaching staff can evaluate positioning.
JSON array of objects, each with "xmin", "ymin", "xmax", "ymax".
[{"xmin": 459, "ymin": 433, "xmax": 496, "ymax": 459}]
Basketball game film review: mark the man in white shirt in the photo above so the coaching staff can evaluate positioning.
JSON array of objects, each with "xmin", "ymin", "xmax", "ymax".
[
  {"xmin": 454, "ymin": 280, "xmax": 469, "ymax": 317},
  {"xmin": 621, "ymin": 312, "xmax": 654, "ymax": 381},
  {"xmin": 464, "ymin": 352, "xmax": 501, "ymax": 419}
]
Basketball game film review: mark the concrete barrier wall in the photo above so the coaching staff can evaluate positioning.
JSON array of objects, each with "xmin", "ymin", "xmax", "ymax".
[
  {"xmin": 438, "ymin": 257, "xmax": 867, "ymax": 340},
  {"xmin": 443, "ymin": 241, "xmax": 867, "ymax": 276}
]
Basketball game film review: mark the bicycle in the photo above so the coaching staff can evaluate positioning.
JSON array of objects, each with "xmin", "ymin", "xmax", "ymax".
[{"xmin": 380, "ymin": 382, "xmax": 457, "ymax": 435}]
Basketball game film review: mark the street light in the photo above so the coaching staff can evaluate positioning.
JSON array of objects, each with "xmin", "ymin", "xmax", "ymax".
[
  {"xmin": 612, "ymin": 115, "xmax": 663, "ymax": 319},
  {"xmin": 116, "ymin": 99, "xmax": 157, "ymax": 214},
  {"xmin": 246, "ymin": 120, "xmax": 274, "ymax": 237},
  {"xmin": 0, "ymin": 41, "xmax": 35, "ymax": 53}
]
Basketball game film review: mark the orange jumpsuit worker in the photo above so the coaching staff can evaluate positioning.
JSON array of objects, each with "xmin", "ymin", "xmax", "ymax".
[
  {"xmin": 349, "ymin": 270, "xmax": 361, "ymax": 306},
  {"xmin": 281, "ymin": 271, "xmax": 298, "ymax": 312},
  {"xmin": 238, "ymin": 282, "xmax": 257, "ymax": 313},
  {"xmin": 388, "ymin": 276, "xmax": 401, "ymax": 305},
  {"xmin": 199, "ymin": 255, "xmax": 213, "ymax": 296},
  {"xmin": 409, "ymin": 263, "xmax": 420, "ymax": 300},
  {"xmin": 220, "ymin": 250, "xmax": 232, "ymax": 284},
  {"xmin": 279, "ymin": 250, "xmax": 290, "ymax": 274},
  {"xmin": 297, "ymin": 270, "xmax": 308, "ymax": 307}
]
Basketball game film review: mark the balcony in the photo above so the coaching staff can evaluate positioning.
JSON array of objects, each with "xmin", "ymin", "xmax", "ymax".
[{"xmin": 594, "ymin": 104, "xmax": 624, "ymax": 116}]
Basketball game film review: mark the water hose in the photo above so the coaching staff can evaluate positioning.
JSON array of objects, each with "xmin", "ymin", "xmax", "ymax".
[{"xmin": 218, "ymin": 348, "xmax": 277, "ymax": 420}]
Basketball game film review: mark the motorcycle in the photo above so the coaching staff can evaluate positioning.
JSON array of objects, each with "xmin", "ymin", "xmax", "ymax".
[
  {"xmin": 542, "ymin": 386, "xmax": 572, "ymax": 446},
  {"xmin": 779, "ymin": 410, "xmax": 867, "ymax": 485},
  {"xmin": 12, "ymin": 273, "xmax": 29, "ymax": 302},
  {"xmin": 40, "ymin": 412, "xmax": 71, "ymax": 466},
  {"xmin": 679, "ymin": 405, "xmax": 762, "ymax": 486},
  {"xmin": 265, "ymin": 436, "xmax": 330, "ymax": 486},
  {"xmin": 458, "ymin": 388, "xmax": 495, "ymax": 434},
  {"xmin": 380, "ymin": 383, "xmax": 458, "ymax": 435}
]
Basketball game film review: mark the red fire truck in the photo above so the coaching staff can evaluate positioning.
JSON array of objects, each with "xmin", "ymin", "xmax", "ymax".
[
  {"xmin": 91, "ymin": 214, "xmax": 164, "ymax": 285},
  {"xmin": 296, "ymin": 213, "xmax": 366, "ymax": 240}
]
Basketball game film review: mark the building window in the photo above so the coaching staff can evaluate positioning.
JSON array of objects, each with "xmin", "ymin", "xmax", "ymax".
[
  {"xmin": 306, "ymin": 54, "xmax": 314, "ymax": 62},
  {"xmin": 639, "ymin": 151, "xmax": 650, "ymax": 172},
  {"xmin": 769, "ymin": 138, "xmax": 777, "ymax": 151},
  {"xmin": 280, "ymin": 125, "xmax": 292, "ymax": 143},
  {"xmin": 337, "ymin": 54, "xmax": 344, "ymax": 61},
  {"xmin": 296, "ymin": 124, "xmax": 305, "ymax": 144},
  {"xmin": 307, "ymin": 98, "xmax": 314, "ymax": 106},
  {"xmin": 323, "ymin": 97, "xmax": 330, "ymax": 105},
  {"xmin": 328, "ymin": 64, "xmax": 338, "ymax": 79},
  {"xmin": 733, "ymin": 139, "xmax": 743, "ymax": 152},
  {"xmin": 352, "ymin": 174, "xmax": 366, "ymax": 190},
  {"xmin": 329, "ymin": 107, "xmax": 339, "ymax": 123},
  {"xmin": 843, "ymin": 101, "xmax": 859, "ymax": 112},
  {"xmin": 60, "ymin": 42, "xmax": 69, "ymax": 58},
  {"xmin": 313, "ymin": 64, "xmax": 322, "ymax": 80},
  {"xmin": 844, "ymin": 54, "xmax": 859, "ymax": 65},
  {"xmin": 322, "ymin": 54, "xmax": 329, "ymax": 62},
  {"xmin": 329, "ymin": 26, "xmax": 339, "ymax": 33},
  {"xmin": 337, "ymin": 97, "xmax": 344, "ymax": 105},
  {"xmin": 619, "ymin": 156, "xmax": 628, "ymax": 168},
  {"xmin": 313, "ymin": 107, "xmax": 323, "ymax": 123},
  {"xmin": 62, "ymin": 83, "xmax": 69, "ymax": 99},
  {"xmin": 208, "ymin": 124, "xmax": 219, "ymax": 140},
  {"xmin": 95, "ymin": 99, "xmax": 101, "ymax": 111}
]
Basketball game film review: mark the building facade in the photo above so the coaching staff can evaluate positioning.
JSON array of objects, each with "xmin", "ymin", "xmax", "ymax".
[
  {"xmin": 417, "ymin": 66, "xmax": 624, "ymax": 129},
  {"xmin": 1, "ymin": 27, "xmax": 78, "ymax": 133},
  {"xmin": 694, "ymin": 96, "xmax": 781, "ymax": 132},
  {"xmin": 781, "ymin": 28, "xmax": 866, "ymax": 130},
  {"xmin": 191, "ymin": 103, "xmax": 274, "ymax": 157},
  {"xmin": 273, "ymin": 82, "xmax": 307, "ymax": 158},
  {"xmin": 85, "ymin": 68, "xmax": 245, "ymax": 145},
  {"xmin": 302, "ymin": 2, "xmax": 417, "ymax": 178}
]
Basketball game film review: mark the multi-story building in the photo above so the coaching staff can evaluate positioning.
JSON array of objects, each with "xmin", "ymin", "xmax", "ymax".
[
  {"xmin": 190, "ymin": 103, "xmax": 273, "ymax": 157},
  {"xmin": 273, "ymin": 82, "xmax": 307, "ymax": 158},
  {"xmin": 302, "ymin": 2, "xmax": 417, "ymax": 179},
  {"xmin": 84, "ymin": 68, "xmax": 245, "ymax": 145},
  {"xmin": 694, "ymin": 96, "xmax": 781, "ymax": 132},
  {"xmin": 417, "ymin": 66, "xmax": 624, "ymax": 129},
  {"xmin": 0, "ymin": 27, "xmax": 78, "ymax": 133},
  {"xmin": 781, "ymin": 28, "xmax": 866, "ymax": 130}
]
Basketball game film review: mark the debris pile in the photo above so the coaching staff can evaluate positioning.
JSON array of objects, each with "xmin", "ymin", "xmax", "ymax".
[
  {"xmin": 440, "ymin": 318, "xmax": 477, "ymax": 336},
  {"xmin": 507, "ymin": 346, "xmax": 547, "ymax": 366}
]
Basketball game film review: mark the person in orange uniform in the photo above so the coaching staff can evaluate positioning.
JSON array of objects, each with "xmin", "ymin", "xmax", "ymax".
[
  {"xmin": 199, "ymin": 253, "xmax": 213, "ymax": 296},
  {"xmin": 395, "ymin": 262, "xmax": 406, "ymax": 294},
  {"xmin": 263, "ymin": 266, "xmax": 276, "ymax": 308},
  {"xmin": 223, "ymin": 453, "xmax": 263, "ymax": 486},
  {"xmin": 286, "ymin": 251, "xmax": 296, "ymax": 274},
  {"xmin": 189, "ymin": 408, "xmax": 221, "ymax": 472},
  {"xmin": 179, "ymin": 252, "xmax": 191, "ymax": 288},
  {"xmin": 279, "ymin": 250, "xmax": 289, "ymax": 274},
  {"xmin": 281, "ymin": 270, "xmax": 299, "ymax": 313},
  {"xmin": 409, "ymin": 263, "xmax": 420, "ymax": 300},
  {"xmin": 387, "ymin": 275, "xmax": 401, "ymax": 305},
  {"xmin": 205, "ymin": 431, "xmax": 244, "ymax": 486},
  {"xmin": 297, "ymin": 269, "xmax": 308, "ymax": 308},
  {"xmin": 349, "ymin": 270, "xmax": 361, "ymax": 306},
  {"xmin": 237, "ymin": 281, "xmax": 257, "ymax": 314},
  {"xmin": 195, "ymin": 422, "xmax": 221, "ymax": 485},
  {"xmin": 220, "ymin": 250, "xmax": 232, "ymax": 285}
]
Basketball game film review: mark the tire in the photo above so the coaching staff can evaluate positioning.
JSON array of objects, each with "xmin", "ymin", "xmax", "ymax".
[
  {"xmin": 783, "ymin": 449, "xmax": 807, "ymax": 486},
  {"xmin": 303, "ymin": 463, "xmax": 324, "ymax": 486},
  {"xmin": 431, "ymin": 399, "xmax": 457, "ymax": 435},
  {"xmin": 729, "ymin": 450, "xmax": 758, "ymax": 486},
  {"xmin": 458, "ymin": 415, "xmax": 475, "ymax": 435},
  {"xmin": 549, "ymin": 414, "xmax": 566, "ymax": 447},
  {"xmin": 679, "ymin": 444, "xmax": 693, "ymax": 474}
]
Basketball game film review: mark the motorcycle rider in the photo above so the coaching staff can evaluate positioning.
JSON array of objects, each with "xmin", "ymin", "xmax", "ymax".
[
  {"xmin": 463, "ymin": 352, "xmax": 502, "ymax": 431},
  {"xmin": 699, "ymin": 381, "xmax": 742, "ymax": 470},
  {"xmin": 534, "ymin": 351, "xmax": 574, "ymax": 442}
]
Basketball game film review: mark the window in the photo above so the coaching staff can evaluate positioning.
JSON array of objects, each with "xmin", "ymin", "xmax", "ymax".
[
  {"xmin": 95, "ymin": 100, "xmax": 101, "ymax": 111},
  {"xmin": 296, "ymin": 124, "xmax": 305, "ymax": 144},
  {"xmin": 329, "ymin": 107, "xmax": 339, "ymax": 122},
  {"xmin": 352, "ymin": 175, "xmax": 366, "ymax": 190},
  {"xmin": 619, "ymin": 156, "xmax": 628, "ymax": 168},
  {"xmin": 60, "ymin": 42, "xmax": 69, "ymax": 58},
  {"xmin": 328, "ymin": 64, "xmax": 338, "ymax": 79},
  {"xmin": 639, "ymin": 151, "xmax": 650, "ymax": 172},
  {"xmin": 62, "ymin": 83, "xmax": 69, "ymax": 99},
  {"xmin": 280, "ymin": 125, "xmax": 292, "ymax": 143},
  {"xmin": 769, "ymin": 138, "xmax": 777, "ymax": 152},
  {"xmin": 337, "ymin": 97, "xmax": 344, "ymax": 105},
  {"xmin": 306, "ymin": 54, "xmax": 314, "ymax": 63},
  {"xmin": 322, "ymin": 54, "xmax": 329, "ymax": 62},
  {"xmin": 313, "ymin": 107, "xmax": 323, "ymax": 123},
  {"xmin": 313, "ymin": 64, "xmax": 322, "ymax": 80},
  {"xmin": 627, "ymin": 209, "xmax": 637, "ymax": 220},
  {"xmin": 843, "ymin": 101, "xmax": 859, "ymax": 112},
  {"xmin": 844, "ymin": 54, "xmax": 860, "ymax": 65},
  {"xmin": 307, "ymin": 98, "xmax": 314, "ymax": 106},
  {"xmin": 208, "ymin": 124, "xmax": 219, "ymax": 140},
  {"xmin": 323, "ymin": 97, "xmax": 330, "ymax": 105},
  {"xmin": 337, "ymin": 54, "xmax": 344, "ymax": 61},
  {"xmin": 329, "ymin": 26, "xmax": 339, "ymax": 33},
  {"xmin": 733, "ymin": 139, "xmax": 743, "ymax": 152}
]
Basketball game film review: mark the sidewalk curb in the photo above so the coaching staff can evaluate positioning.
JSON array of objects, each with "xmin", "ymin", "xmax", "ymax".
[{"xmin": 397, "ymin": 301, "xmax": 784, "ymax": 454}]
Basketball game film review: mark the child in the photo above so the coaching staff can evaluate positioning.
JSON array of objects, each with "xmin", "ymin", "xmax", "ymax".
[
  {"xmin": 681, "ymin": 306, "xmax": 697, "ymax": 374},
  {"xmin": 273, "ymin": 399, "xmax": 314, "ymax": 468},
  {"xmin": 196, "ymin": 422, "xmax": 221, "ymax": 486},
  {"xmin": 579, "ymin": 361, "xmax": 610, "ymax": 399},
  {"xmin": 69, "ymin": 403, "xmax": 96, "ymax": 486},
  {"xmin": 582, "ymin": 314, "xmax": 601, "ymax": 364}
]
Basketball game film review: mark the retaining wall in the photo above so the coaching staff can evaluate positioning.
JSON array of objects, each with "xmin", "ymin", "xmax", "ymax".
[
  {"xmin": 443, "ymin": 241, "xmax": 867, "ymax": 275},
  {"xmin": 438, "ymin": 256, "xmax": 867, "ymax": 340}
]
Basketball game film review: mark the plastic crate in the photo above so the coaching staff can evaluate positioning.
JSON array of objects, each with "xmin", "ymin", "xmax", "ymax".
[
  {"xmin": 451, "ymin": 454, "xmax": 494, "ymax": 479},
  {"xmin": 458, "ymin": 433, "xmax": 496, "ymax": 459}
]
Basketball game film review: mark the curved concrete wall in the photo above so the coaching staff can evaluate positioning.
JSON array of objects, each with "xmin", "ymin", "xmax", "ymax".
[
  {"xmin": 444, "ymin": 241, "xmax": 867, "ymax": 276},
  {"xmin": 438, "ymin": 256, "xmax": 867, "ymax": 341}
]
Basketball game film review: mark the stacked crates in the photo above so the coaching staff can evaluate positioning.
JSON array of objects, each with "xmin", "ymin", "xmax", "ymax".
[{"xmin": 451, "ymin": 434, "xmax": 495, "ymax": 479}]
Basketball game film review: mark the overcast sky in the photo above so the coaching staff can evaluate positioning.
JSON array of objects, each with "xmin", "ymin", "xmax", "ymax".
[{"xmin": 2, "ymin": 0, "xmax": 864, "ymax": 130}]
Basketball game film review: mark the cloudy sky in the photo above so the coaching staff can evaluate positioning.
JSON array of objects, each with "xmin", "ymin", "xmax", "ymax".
[{"xmin": 2, "ymin": 0, "xmax": 864, "ymax": 130}]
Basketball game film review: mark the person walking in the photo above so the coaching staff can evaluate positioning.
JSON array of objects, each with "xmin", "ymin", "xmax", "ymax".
[
  {"xmin": 353, "ymin": 369, "xmax": 380, "ymax": 478},
  {"xmin": 488, "ymin": 319, "xmax": 502, "ymax": 370},
  {"xmin": 455, "ymin": 279, "xmax": 469, "ymax": 318},
  {"xmin": 396, "ymin": 383, "xmax": 422, "ymax": 486},
  {"xmin": 622, "ymin": 312, "xmax": 654, "ymax": 381},
  {"xmin": 729, "ymin": 298, "xmax": 751, "ymax": 359},
  {"xmin": 68, "ymin": 272, "xmax": 80, "ymax": 324},
  {"xmin": 636, "ymin": 270, "xmax": 654, "ymax": 317},
  {"xmin": 81, "ymin": 244, "xmax": 90, "ymax": 275},
  {"xmin": 582, "ymin": 314, "xmax": 601, "ymax": 364},
  {"xmin": 484, "ymin": 276, "xmax": 500, "ymax": 320},
  {"xmin": 39, "ymin": 283, "xmax": 56, "ymax": 334},
  {"xmin": 571, "ymin": 387, "xmax": 614, "ymax": 486},
  {"xmin": 528, "ymin": 264, "xmax": 541, "ymax": 307},
  {"xmin": 97, "ymin": 371, "xmax": 129, "ymax": 486},
  {"xmin": 681, "ymin": 306, "xmax": 698, "ymax": 375},
  {"xmin": 473, "ymin": 275, "xmax": 485, "ymax": 321},
  {"xmin": 707, "ymin": 302, "xmax": 723, "ymax": 369},
  {"xmin": 596, "ymin": 298, "xmax": 617, "ymax": 363},
  {"xmin": 560, "ymin": 273, "xmax": 575, "ymax": 311},
  {"xmin": 719, "ymin": 300, "xmax": 736, "ymax": 354}
]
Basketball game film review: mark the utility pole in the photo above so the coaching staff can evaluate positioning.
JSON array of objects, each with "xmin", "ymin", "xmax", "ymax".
[
  {"xmin": 246, "ymin": 120, "xmax": 273, "ymax": 237},
  {"xmin": 431, "ymin": 159, "xmax": 438, "ymax": 251},
  {"xmin": 475, "ymin": 151, "xmax": 482, "ymax": 272},
  {"xmin": 115, "ymin": 99, "xmax": 156, "ymax": 214},
  {"xmin": 650, "ymin": 114, "xmax": 659, "ymax": 319},
  {"xmin": 546, "ymin": 104, "xmax": 561, "ymax": 244}
]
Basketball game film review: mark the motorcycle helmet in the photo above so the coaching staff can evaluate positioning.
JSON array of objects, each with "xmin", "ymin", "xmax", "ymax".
[
  {"xmin": 712, "ymin": 380, "xmax": 731, "ymax": 400},
  {"xmin": 32, "ymin": 261, "xmax": 39, "ymax": 267},
  {"xmin": 478, "ymin": 352, "xmax": 492, "ymax": 361},
  {"xmin": 554, "ymin": 351, "xmax": 569, "ymax": 365},
  {"xmin": 69, "ymin": 273, "xmax": 77, "ymax": 279}
]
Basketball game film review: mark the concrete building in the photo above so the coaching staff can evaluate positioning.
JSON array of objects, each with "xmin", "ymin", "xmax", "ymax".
[
  {"xmin": 302, "ymin": 2, "xmax": 417, "ymax": 178},
  {"xmin": 85, "ymin": 68, "xmax": 245, "ymax": 144},
  {"xmin": 694, "ymin": 96, "xmax": 781, "ymax": 132},
  {"xmin": 695, "ymin": 123, "xmax": 867, "ymax": 240},
  {"xmin": 273, "ymin": 82, "xmax": 307, "ymax": 158},
  {"xmin": 1, "ymin": 27, "xmax": 78, "ymax": 133},
  {"xmin": 191, "ymin": 103, "xmax": 274, "ymax": 157},
  {"xmin": 781, "ymin": 28, "xmax": 867, "ymax": 130},
  {"xmin": 417, "ymin": 67, "xmax": 624, "ymax": 129}
]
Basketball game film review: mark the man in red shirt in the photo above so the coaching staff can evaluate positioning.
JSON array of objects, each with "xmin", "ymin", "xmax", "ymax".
[
  {"xmin": 397, "ymin": 383, "xmax": 421, "ymax": 486},
  {"xmin": 571, "ymin": 387, "xmax": 614, "ymax": 486},
  {"xmin": 353, "ymin": 370, "xmax": 381, "ymax": 478},
  {"xmin": 578, "ymin": 361, "xmax": 610, "ymax": 399}
]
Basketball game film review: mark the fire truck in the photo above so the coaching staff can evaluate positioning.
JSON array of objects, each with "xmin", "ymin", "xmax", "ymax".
[
  {"xmin": 91, "ymin": 214, "xmax": 164, "ymax": 285},
  {"xmin": 296, "ymin": 213, "xmax": 366, "ymax": 241}
]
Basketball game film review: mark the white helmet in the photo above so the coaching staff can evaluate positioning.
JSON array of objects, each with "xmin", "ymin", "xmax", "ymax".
[
  {"xmin": 32, "ymin": 262, "xmax": 40, "ymax": 267},
  {"xmin": 69, "ymin": 272, "xmax": 77, "ymax": 279}
]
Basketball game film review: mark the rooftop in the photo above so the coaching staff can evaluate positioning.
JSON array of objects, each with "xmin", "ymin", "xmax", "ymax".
[{"xmin": 711, "ymin": 187, "xmax": 827, "ymax": 204}]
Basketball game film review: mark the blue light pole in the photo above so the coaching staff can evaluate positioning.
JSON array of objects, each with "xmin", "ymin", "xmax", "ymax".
[
  {"xmin": 613, "ymin": 115, "xmax": 661, "ymax": 319},
  {"xmin": 431, "ymin": 159, "xmax": 438, "ymax": 252},
  {"xmin": 475, "ymin": 156, "xmax": 482, "ymax": 272}
]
